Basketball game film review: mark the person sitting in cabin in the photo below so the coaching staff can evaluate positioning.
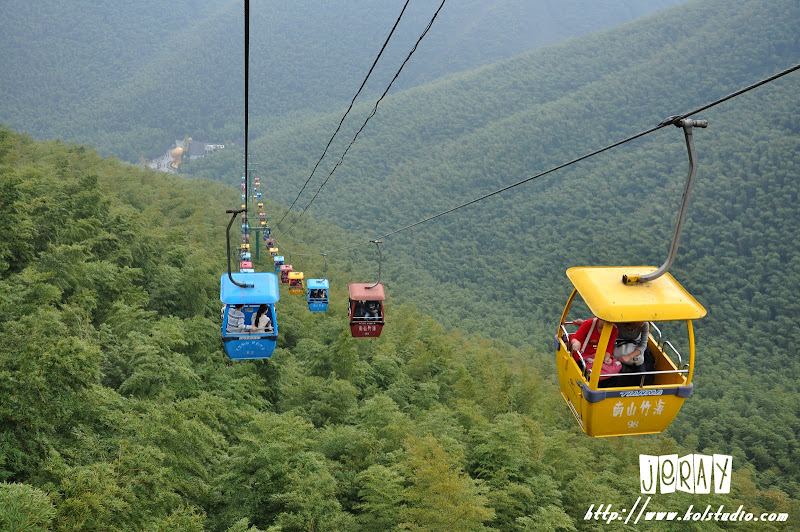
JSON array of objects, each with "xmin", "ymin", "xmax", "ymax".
[
  {"xmin": 569, "ymin": 317, "xmax": 619, "ymax": 373},
  {"xmin": 365, "ymin": 301, "xmax": 382, "ymax": 321},
  {"xmin": 613, "ymin": 321, "xmax": 655, "ymax": 386},
  {"xmin": 250, "ymin": 304, "xmax": 273, "ymax": 333},
  {"xmin": 226, "ymin": 304, "xmax": 248, "ymax": 334},
  {"xmin": 352, "ymin": 300, "xmax": 367, "ymax": 319},
  {"xmin": 290, "ymin": 278, "xmax": 302, "ymax": 288}
]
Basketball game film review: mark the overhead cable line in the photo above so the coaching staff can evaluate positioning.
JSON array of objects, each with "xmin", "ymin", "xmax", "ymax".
[
  {"xmin": 350, "ymin": 62, "xmax": 800, "ymax": 249},
  {"xmin": 280, "ymin": 61, "xmax": 800, "ymax": 257},
  {"xmin": 243, "ymin": 0, "xmax": 251, "ymax": 215},
  {"xmin": 278, "ymin": 0, "xmax": 448, "ymax": 237},
  {"xmin": 274, "ymin": 0, "xmax": 412, "ymax": 229}
]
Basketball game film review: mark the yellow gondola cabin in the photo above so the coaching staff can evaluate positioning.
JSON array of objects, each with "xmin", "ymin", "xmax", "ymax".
[
  {"xmin": 288, "ymin": 271, "xmax": 304, "ymax": 295},
  {"xmin": 555, "ymin": 266, "xmax": 706, "ymax": 437}
]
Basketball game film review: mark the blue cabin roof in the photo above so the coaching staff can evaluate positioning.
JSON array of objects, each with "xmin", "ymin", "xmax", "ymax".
[
  {"xmin": 274, "ymin": 255, "xmax": 285, "ymax": 262},
  {"xmin": 307, "ymin": 278, "xmax": 329, "ymax": 290},
  {"xmin": 220, "ymin": 272, "xmax": 280, "ymax": 304}
]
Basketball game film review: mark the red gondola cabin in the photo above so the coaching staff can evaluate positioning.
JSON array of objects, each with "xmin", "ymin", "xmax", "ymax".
[
  {"xmin": 280, "ymin": 264, "xmax": 293, "ymax": 284},
  {"xmin": 348, "ymin": 283, "xmax": 386, "ymax": 338}
]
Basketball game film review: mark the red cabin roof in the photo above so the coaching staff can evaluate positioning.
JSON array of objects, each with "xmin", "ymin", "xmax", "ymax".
[{"xmin": 349, "ymin": 283, "xmax": 386, "ymax": 301}]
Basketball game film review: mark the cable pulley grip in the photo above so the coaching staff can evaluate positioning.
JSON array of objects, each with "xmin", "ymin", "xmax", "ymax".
[
  {"xmin": 624, "ymin": 117, "xmax": 707, "ymax": 285},
  {"xmin": 678, "ymin": 119, "xmax": 708, "ymax": 129},
  {"xmin": 226, "ymin": 208, "xmax": 252, "ymax": 288}
]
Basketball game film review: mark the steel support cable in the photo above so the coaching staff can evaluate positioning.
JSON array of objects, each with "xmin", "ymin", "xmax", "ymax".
[
  {"xmin": 278, "ymin": 0, "xmax": 448, "ymax": 238},
  {"xmin": 225, "ymin": 0, "xmax": 252, "ymax": 288},
  {"xmin": 281, "ymin": 61, "xmax": 800, "ymax": 258},
  {"xmin": 243, "ymin": 0, "xmax": 250, "ymax": 219},
  {"xmin": 275, "ymin": 0, "xmax": 413, "ymax": 229}
]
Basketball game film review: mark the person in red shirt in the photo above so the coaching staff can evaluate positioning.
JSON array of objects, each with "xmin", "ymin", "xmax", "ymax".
[{"xmin": 569, "ymin": 318, "xmax": 620, "ymax": 379}]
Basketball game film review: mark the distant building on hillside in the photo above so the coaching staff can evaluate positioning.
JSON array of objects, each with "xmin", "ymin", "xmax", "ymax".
[{"xmin": 145, "ymin": 138, "xmax": 224, "ymax": 172}]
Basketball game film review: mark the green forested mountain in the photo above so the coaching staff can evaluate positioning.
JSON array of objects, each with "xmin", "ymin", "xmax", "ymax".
[
  {"xmin": 182, "ymin": 0, "xmax": 800, "ymax": 499},
  {"xmin": 0, "ymin": 0, "xmax": 683, "ymax": 161},
  {"xmin": 1, "ymin": 127, "xmax": 797, "ymax": 531},
  {"xmin": 2, "ymin": 0, "xmax": 800, "ymax": 529}
]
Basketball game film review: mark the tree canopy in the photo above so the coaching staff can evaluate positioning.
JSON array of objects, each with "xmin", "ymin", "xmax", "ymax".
[{"xmin": 1, "ymin": 125, "xmax": 797, "ymax": 530}]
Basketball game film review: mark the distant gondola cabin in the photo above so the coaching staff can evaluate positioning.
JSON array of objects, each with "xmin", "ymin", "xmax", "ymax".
[
  {"xmin": 280, "ymin": 264, "xmax": 293, "ymax": 284},
  {"xmin": 307, "ymin": 278, "xmax": 329, "ymax": 312},
  {"xmin": 288, "ymin": 271, "xmax": 304, "ymax": 295},
  {"xmin": 348, "ymin": 283, "xmax": 386, "ymax": 338}
]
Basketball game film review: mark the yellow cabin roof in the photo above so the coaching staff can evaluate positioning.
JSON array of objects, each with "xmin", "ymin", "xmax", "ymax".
[
  {"xmin": 567, "ymin": 266, "xmax": 706, "ymax": 322},
  {"xmin": 288, "ymin": 271, "xmax": 304, "ymax": 280}
]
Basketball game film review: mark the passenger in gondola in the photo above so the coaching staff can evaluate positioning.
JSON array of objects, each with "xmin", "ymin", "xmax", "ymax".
[
  {"xmin": 250, "ymin": 304, "xmax": 273, "ymax": 333},
  {"xmin": 365, "ymin": 301, "xmax": 382, "ymax": 320},
  {"xmin": 569, "ymin": 317, "xmax": 619, "ymax": 371},
  {"xmin": 571, "ymin": 319, "xmax": 654, "ymax": 386},
  {"xmin": 613, "ymin": 321, "xmax": 655, "ymax": 385},
  {"xmin": 353, "ymin": 300, "xmax": 367, "ymax": 318},
  {"xmin": 226, "ymin": 304, "xmax": 248, "ymax": 333}
]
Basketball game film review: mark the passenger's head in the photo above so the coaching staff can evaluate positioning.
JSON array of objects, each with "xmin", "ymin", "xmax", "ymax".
[{"xmin": 621, "ymin": 321, "xmax": 644, "ymax": 330}]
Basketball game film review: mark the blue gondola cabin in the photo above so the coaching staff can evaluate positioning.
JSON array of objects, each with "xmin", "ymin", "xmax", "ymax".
[
  {"xmin": 220, "ymin": 272, "xmax": 280, "ymax": 360},
  {"xmin": 307, "ymin": 279, "xmax": 329, "ymax": 312}
]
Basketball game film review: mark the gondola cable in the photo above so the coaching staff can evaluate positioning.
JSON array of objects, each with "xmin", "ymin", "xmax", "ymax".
[
  {"xmin": 277, "ymin": 61, "xmax": 800, "ymax": 257},
  {"xmin": 243, "ymin": 0, "xmax": 250, "ymax": 217},
  {"xmin": 278, "ymin": 0, "xmax": 449, "ymax": 237},
  {"xmin": 218, "ymin": 0, "xmax": 282, "ymax": 359},
  {"xmin": 275, "ymin": 0, "xmax": 413, "ymax": 229}
]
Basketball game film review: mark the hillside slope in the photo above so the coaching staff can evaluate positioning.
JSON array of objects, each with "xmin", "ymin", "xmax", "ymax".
[
  {"xmin": 1, "ymin": 127, "xmax": 796, "ymax": 530},
  {"xmin": 0, "ymin": 0, "xmax": 683, "ymax": 160}
]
